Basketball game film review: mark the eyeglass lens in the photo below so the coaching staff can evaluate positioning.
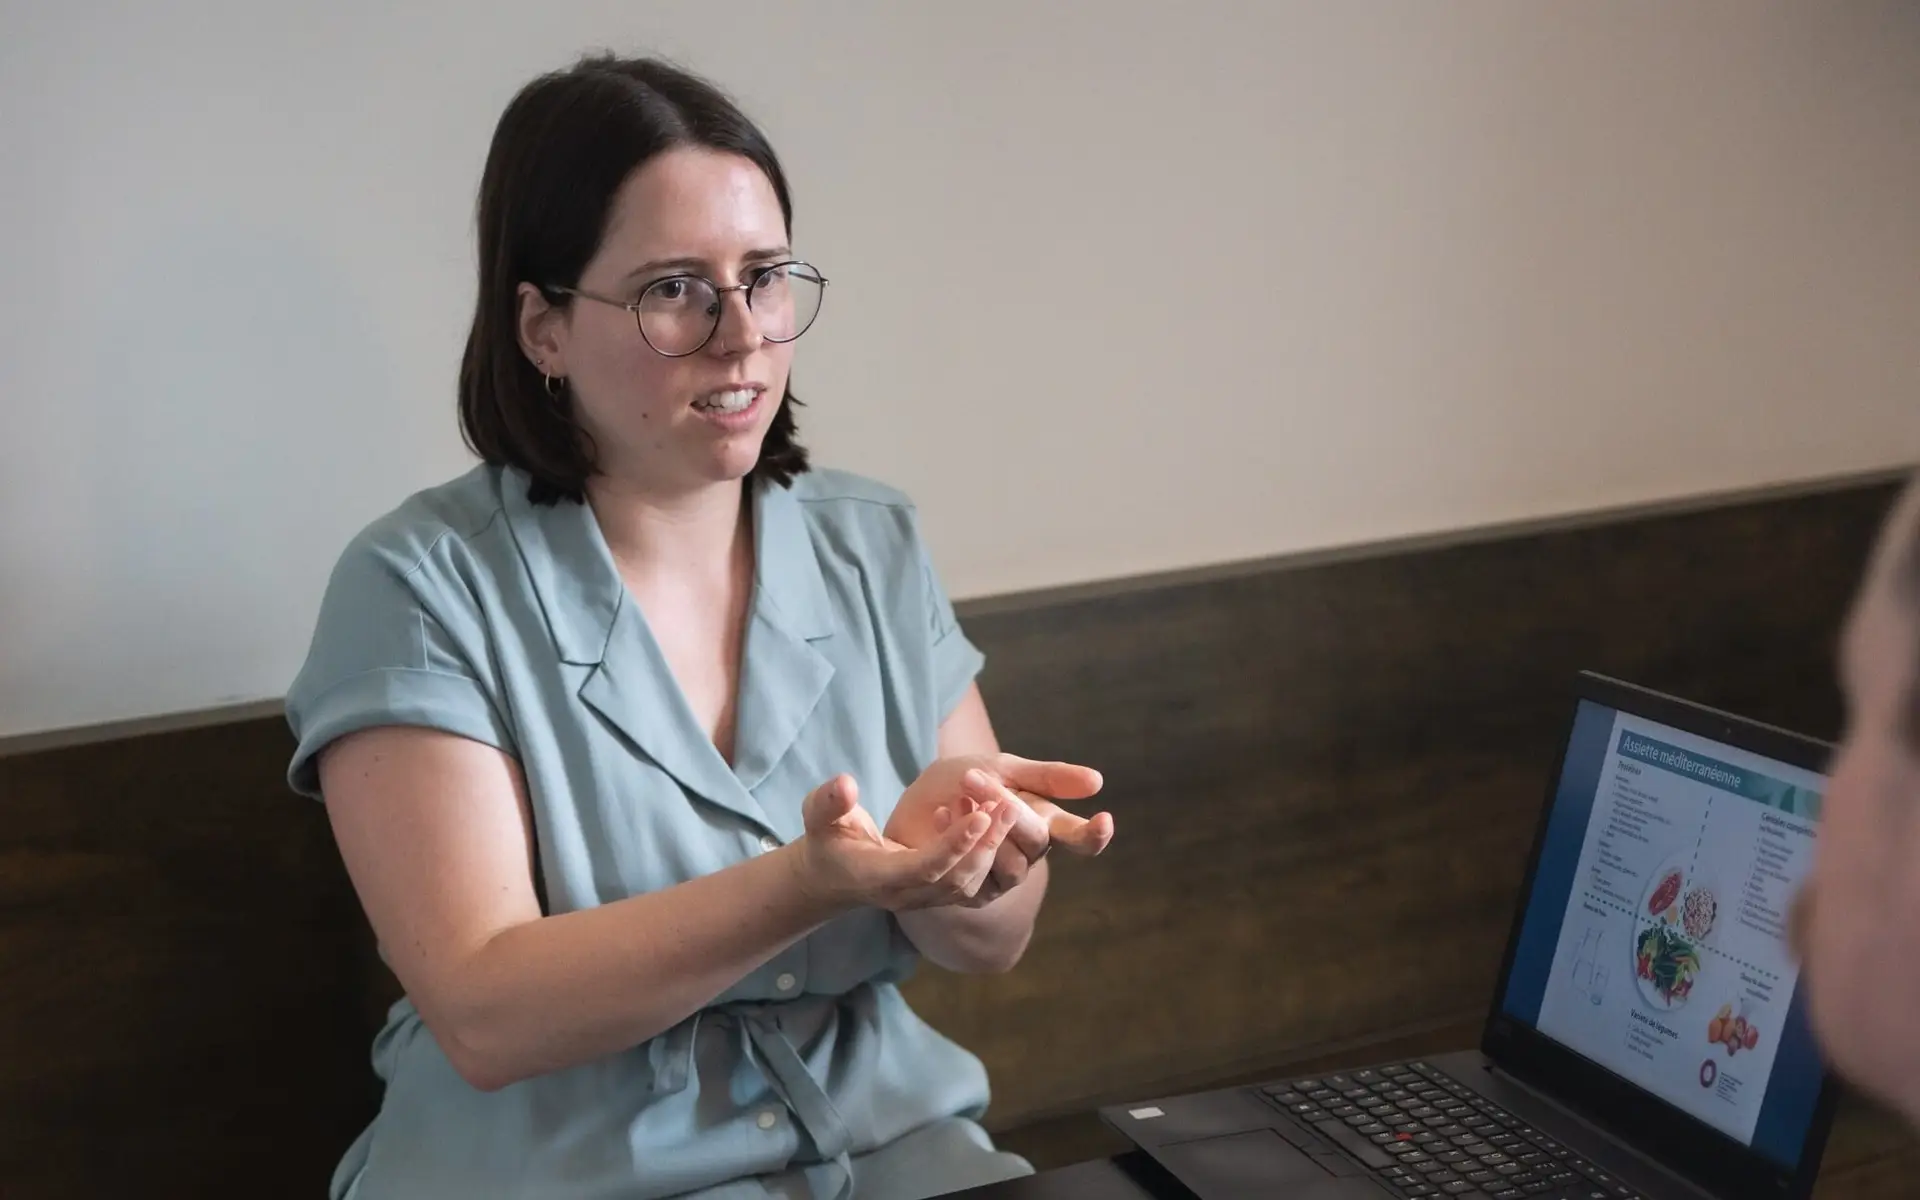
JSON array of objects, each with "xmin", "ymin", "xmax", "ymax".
[{"xmin": 637, "ymin": 263, "xmax": 825, "ymax": 355}]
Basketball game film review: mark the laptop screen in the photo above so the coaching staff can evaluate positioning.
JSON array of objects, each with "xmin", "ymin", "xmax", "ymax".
[{"xmin": 1497, "ymin": 697, "xmax": 1828, "ymax": 1170}]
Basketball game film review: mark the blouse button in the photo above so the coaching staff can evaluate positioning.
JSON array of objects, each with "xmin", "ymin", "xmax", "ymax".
[
  {"xmin": 759, "ymin": 834, "xmax": 780, "ymax": 854},
  {"xmin": 757, "ymin": 1110, "xmax": 778, "ymax": 1130},
  {"xmin": 775, "ymin": 972, "xmax": 798, "ymax": 993}
]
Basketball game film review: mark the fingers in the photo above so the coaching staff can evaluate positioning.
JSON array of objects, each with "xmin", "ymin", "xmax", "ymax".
[
  {"xmin": 966, "ymin": 875, "xmax": 1010, "ymax": 909},
  {"xmin": 983, "ymin": 835, "xmax": 1033, "ymax": 897},
  {"xmin": 994, "ymin": 755, "xmax": 1104, "ymax": 801},
  {"xmin": 938, "ymin": 801, "xmax": 1031, "ymax": 905},
  {"xmin": 1005, "ymin": 788, "xmax": 1114, "ymax": 860},
  {"xmin": 933, "ymin": 795, "xmax": 981, "ymax": 834},
  {"xmin": 902, "ymin": 799, "xmax": 997, "ymax": 889},
  {"xmin": 904, "ymin": 789, "xmax": 1018, "ymax": 906},
  {"xmin": 950, "ymin": 794, "xmax": 1021, "ymax": 890},
  {"xmin": 836, "ymin": 764, "xmax": 1102, "ymax": 912},
  {"xmin": 971, "ymin": 776, "xmax": 1050, "ymax": 860},
  {"xmin": 990, "ymin": 758, "xmax": 1111, "ymax": 860},
  {"xmin": 802, "ymin": 774, "xmax": 859, "ymax": 830},
  {"xmin": 1048, "ymin": 809, "xmax": 1115, "ymax": 856}
]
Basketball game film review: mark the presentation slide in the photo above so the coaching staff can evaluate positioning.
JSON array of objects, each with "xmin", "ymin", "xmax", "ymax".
[{"xmin": 1532, "ymin": 713, "xmax": 1822, "ymax": 1145}]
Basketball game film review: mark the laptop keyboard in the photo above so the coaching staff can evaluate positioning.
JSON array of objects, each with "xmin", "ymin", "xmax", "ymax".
[{"xmin": 1260, "ymin": 1062, "xmax": 1648, "ymax": 1200}]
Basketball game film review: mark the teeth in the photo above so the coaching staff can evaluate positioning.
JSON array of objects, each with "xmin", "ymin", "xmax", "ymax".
[{"xmin": 697, "ymin": 389, "xmax": 756, "ymax": 414}]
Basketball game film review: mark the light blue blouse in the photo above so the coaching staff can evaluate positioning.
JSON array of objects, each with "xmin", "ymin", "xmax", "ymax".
[{"xmin": 285, "ymin": 463, "xmax": 1030, "ymax": 1200}]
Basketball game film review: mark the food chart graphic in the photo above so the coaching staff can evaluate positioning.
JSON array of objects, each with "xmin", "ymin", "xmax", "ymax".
[{"xmin": 1534, "ymin": 717, "xmax": 1820, "ymax": 1145}]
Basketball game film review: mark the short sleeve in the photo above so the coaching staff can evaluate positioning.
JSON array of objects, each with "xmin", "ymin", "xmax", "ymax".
[
  {"xmin": 909, "ymin": 511, "xmax": 986, "ymax": 722},
  {"xmin": 284, "ymin": 535, "xmax": 515, "ymax": 799}
]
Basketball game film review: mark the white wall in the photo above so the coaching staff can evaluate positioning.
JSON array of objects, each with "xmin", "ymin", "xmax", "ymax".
[{"xmin": 4, "ymin": 1, "xmax": 1919, "ymax": 738}]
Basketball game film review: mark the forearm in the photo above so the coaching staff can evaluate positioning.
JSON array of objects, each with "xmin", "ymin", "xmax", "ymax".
[
  {"xmin": 897, "ymin": 858, "xmax": 1049, "ymax": 974},
  {"xmin": 437, "ymin": 843, "xmax": 848, "ymax": 1090}
]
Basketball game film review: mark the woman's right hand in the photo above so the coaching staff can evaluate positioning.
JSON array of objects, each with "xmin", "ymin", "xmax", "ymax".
[{"xmin": 793, "ymin": 772, "xmax": 1019, "ymax": 912}]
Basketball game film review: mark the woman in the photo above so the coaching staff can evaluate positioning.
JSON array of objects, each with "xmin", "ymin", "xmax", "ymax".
[{"xmin": 285, "ymin": 53, "xmax": 1114, "ymax": 1200}]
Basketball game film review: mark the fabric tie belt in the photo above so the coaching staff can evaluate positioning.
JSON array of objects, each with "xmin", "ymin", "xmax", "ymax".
[{"xmin": 649, "ymin": 1000, "xmax": 854, "ymax": 1198}]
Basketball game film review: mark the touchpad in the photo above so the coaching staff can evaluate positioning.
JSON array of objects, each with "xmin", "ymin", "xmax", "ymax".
[{"xmin": 1155, "ymin": 1130, "xmax": 1391, "ymax": 1198}]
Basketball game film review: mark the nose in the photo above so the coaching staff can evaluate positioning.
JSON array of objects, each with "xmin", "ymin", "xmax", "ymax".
[{"xmin": 709, "ymin": 285, "xmax": 763, "ymax": 357}]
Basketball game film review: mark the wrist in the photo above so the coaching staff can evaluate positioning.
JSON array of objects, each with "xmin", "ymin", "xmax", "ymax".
[
  {"xmin": 775, "ymin": 839, "xmax": 859, "ymax": 923},
  {"xmin": 894, "ymin": 906, "xmax": 959, "ymax": 957},
  {"xmin": 897, "ymin": 903, "xmax": 1031, "ymax": 975}
]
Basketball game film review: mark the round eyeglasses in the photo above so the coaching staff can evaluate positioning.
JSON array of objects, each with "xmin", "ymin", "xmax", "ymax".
[{"xmin": 547, "ymin": 261, "xmax": 828, "ymax": 358}]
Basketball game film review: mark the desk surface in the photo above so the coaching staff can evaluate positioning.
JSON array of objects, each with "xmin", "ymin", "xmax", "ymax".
[{"xmin": 954, "ymin": 1153, "xmax": 1166, "ymax": 1199}]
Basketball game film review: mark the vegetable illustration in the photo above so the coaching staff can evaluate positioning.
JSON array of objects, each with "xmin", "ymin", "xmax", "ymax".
[
  {"xmin": 1707, "ymin": 1004, "xmax": 1762, "ymax": 1056},
  {"xmin": 1635, "ymin": 921, "xmax": 1700, "ymax": 1005},
  {"xmin": 1648, "ymin": 868, "xmax": 1683, "ymax": 917}
]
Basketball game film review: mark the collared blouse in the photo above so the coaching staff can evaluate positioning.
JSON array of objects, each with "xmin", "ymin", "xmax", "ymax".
[{"xmin": 286, "ymin": 463, "xmax": 1024, "ymax": 1199}]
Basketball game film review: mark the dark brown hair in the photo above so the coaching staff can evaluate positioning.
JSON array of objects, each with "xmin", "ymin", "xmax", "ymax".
[{"xmin": 458, "ymin": 53, "xmax": 809, "ymax": 505}]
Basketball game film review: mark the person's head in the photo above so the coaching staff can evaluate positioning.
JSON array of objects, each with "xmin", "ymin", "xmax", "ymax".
[
  {"xmin": 458, "ymin": 53, "xmax": 827, "ymax": 505},
  {"xmin": 1828, "ymin": 478, "xmax": 1920, "ymax": 799},
  {"xmin": 1791, "ymin": 472, "xmax": 1920, "ymax": 1121}
]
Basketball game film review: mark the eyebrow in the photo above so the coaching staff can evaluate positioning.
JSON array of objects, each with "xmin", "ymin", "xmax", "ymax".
[{"xmin": 621, "ymin": 248, "xmax": 793, "ymax": 282}]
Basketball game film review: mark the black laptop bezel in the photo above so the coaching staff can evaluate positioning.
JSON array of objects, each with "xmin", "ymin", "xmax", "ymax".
[{"xmin": 1480, "ymin": 671, "xmax": 1842, "ymax": 1200}]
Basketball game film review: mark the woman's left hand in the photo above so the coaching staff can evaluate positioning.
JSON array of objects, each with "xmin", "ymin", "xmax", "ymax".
[
  {"xmin": 915, "ymin": 787, "xmax": 1115, "ymax": 906},
  {"xmin": 978, "ymin": 789, "xmax": 1115, "ymax": 902},
  {"xmin": 883, "ymin": 755, "xmax": 1110, "ymax": 905}
]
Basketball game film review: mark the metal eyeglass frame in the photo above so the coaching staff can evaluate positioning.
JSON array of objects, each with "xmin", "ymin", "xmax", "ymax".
[{"xmin": 544, "ymin": 260, "xmax": 829, "ymax": 358}]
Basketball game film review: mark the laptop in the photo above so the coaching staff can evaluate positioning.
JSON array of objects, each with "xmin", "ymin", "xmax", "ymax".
[{"xmin": 1100, "ymin": 672, "xmax": 1841, "ymax": 1200}]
